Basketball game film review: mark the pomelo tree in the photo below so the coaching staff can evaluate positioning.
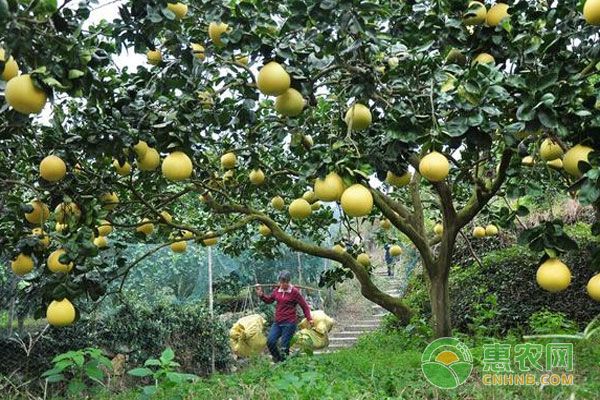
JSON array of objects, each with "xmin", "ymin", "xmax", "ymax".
[{"xmin": 2, "ymin": 0, "xmax": 600, "ymax": 337}]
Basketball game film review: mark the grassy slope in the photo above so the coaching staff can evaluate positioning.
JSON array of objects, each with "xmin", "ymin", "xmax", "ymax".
[{"xmin": 102, "ymin": 328, "xmax": 600, "ymax": 400}]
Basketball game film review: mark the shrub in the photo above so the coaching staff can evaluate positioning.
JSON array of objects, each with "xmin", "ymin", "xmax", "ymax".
[
  {"xmin": 403, "ymin": 223, "xmax": 600, "ymax": 336},
  {"xmin": 527, "ymin": 310, "xmax": 579, "ymax": 335},
  {"xmin": 0, "ymin": 295, "xmax": 232, "ymax": 386}
]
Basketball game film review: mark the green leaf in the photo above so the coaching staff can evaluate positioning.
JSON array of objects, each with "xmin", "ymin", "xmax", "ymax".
[
  {"xmin": 160, "ymin": 347, "xmax": 175, "ymax": 363},
  {"xmin": 128, "ymin": 367, "xmax": 153, "ymax": 377},
  {"xmin": 45, "ymin": 374, "xmax": 64, "ymax": 383},
  {"xmin": 68, "ymin": 69, "xmax": 85, "ymax": 79}
]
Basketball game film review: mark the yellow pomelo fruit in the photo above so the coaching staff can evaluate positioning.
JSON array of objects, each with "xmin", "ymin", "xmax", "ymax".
[
  {"xmin": 584, "ymin": 0, "xmax": 600, "ymax": 25},
  {"xmin": 40, "ymin": 155, "xmax": 67, "ymax": 182},
  {"xmin": 137, "ymin": 147, "xmax": 161, "ymax": 171},
  {"xmin": 100, "ymin": 192, "xmax": 119, "ymax": 211},
  {"xmin": 48, "ymin": 249, "xmax": 73, "ymax": 273},
  {"xmin": 203, "ymin": 231, "xmax": 219, "ymax": 246},
  {"xmin": 486, "ymin": 3, "xmax": 509, "ymax": 26},
  {"xmin": 302, "ymin": 190, "xmax": 316, "ymax": 203},
  {"xmin": 222, "ymin": 170, "xmax": 235, "ymax": 183},
  {"xmin": 275, "ymin": 88, "xmax": 304, "ymax": 117},
  {"xmin": 0, "ymin": 48, "xmax": 19, "ymax": 81},
  {"xmin": 55, "ymin": 223, "xmax": 68, "ymax": 233},
  {"xmin": 11, "ymin": 253, "xmax": 34, "ymax": 276},
  {"xmin": 25, "ymin": 200, "xmax": 50, "ymax": 225},
  {"xmin": 536, "ymin": 258, "xmax": 571, "ymax": 293},
  {"xmin": 221, "ymin": 152, "xmax": 237, "ymax": 169},
  {"xmin": 32, "ymin": 228, "xmax": 50, "ymax": 247},
  {"xmin": 311, "ymin": 201, "xmax": 321, "ymax": 210},
  {"xmin": 93, "ymin": 236, "xmax": 109, "ymax": 248},
  {"xmin": 162, "ymin": 151, "xmax": 193, "ymax": 181},
  {"xmin": 97, "ymin": 220, "xmax": 112, "ymax": 236},
  {"xmin": 167, "ymin": 2, "xmax": 188, "ymax": 19},
  {"xmin": 472, "ymin": 53, "xmax": 495, "ymax": 66},
  {"xmin": 257, "ymin": 61, "xmax": 290, "ymax": 96},
  {"xmin": 390, "ymin": 245, "xmax": 403, "ymax": 257},
  {"xmin": 434, "ymin": 223, "xmax": 444, "ymax": 236},
  {"xmin": 113, "ymin": 159, "xmax": 131, "ymax": 176},
  {"xmin": 341, "ymin": 184, "xmax": 373, "ymax": 217},
  {"xmin": 344, "ymin": 103, "xmax": 372, "ymax": 131},
  {"xmin": 259, "ymin": 224, "xmax": 272, "ymax": 236},
  {"xmin": 160, "ymin": 211, "xmax": 173, "ymax": 224},
  {"xmin": 191, "ymin": 43, "xmax": 205, "ymax": 60},
  {"xmin": 521, "ymin": 155, "xmax": 535, "ymax": 166},
  {"xmin": 137, "ymin": 218, "xmax": 154, "ymax": 235},
  {"xmin": 133, "ymin": 140, "xmax": 149, "ymax": 159},
  {"xmin": 473, "ymin": 226, "xmax": 486, "ymax": 238},
  {"xmin": 249, "ymin": 169, "xmax": 265, "ymax": 185},
  {"xmin": 463, "ymin": 1, "xmax": 487, "ymax": 25},
  {"xmin": 314, "ymin": 172, "xmax": 345, "ymax": 202},
  {"xmin": 303, "ymin": 135, "xmax": 314, "ymax": 149},
  {"xmin": 485, "ymin": 224, "xmax": 499, "ymax": 236},
  {"xmin": 235, "ymin": 55, "xmax": 249, "ymax": 65},
  {"xmin": 419, "ymin": 151, "xmax": 450, "ymax": 182},
  {"xmin": 563, "ymin": 144, "xmax": 593, "ymax": 178},
  {"xmin": 271, "ymin": 196, "xmax": 285, "ymax": 210},
  {"xmin": 587, "ymin": 274, "xmax": 600, "ymax": 301},
  {"xmin": 147, "ymin": 50, "xmax": 162, "ymax": 65},
  {"xmin": 547, "ymin": 159, "xmax": 563, "ymax": 170},
  {"xmin": 332, "ymin": 244, "xmax": 345, "ymax": 254},
  {"xmin": 55, "ymin": 202, "xmax": 81, "ymax": 223},
  {"xmin": 171, "ymin": 240, "xmax": 187, "ymax": 253},
  {"xmin": 356, "ymin": 253, "xmax": 370, "ymax": 267},
  {"xmin": 385, "ymin": 171, "xmax": 411, "ymax": 187},
  {"xmin": 209, "ymin": 22, "xmax": 229, "ymax": 47},
  {"xmin": 181, "ymin": 230, "xmax": 194, "ymax": 239},
  {"xmin": 289, "ymin": 198, "xmax": 312, "ymax": 220},
  {"xmin": 540, "ymin": 138, "xmax": 564, "ymax": 161},
  {"xmin": 380, "ymin": 219, "xmax": 392, "ymax": 230},
  {"xmin": 5, "ymin": 74, "xmax": 47, "ymax": 114},
  {"xmin": 46, "ymin": 299, "xmax": 76, "ymax": 327}
]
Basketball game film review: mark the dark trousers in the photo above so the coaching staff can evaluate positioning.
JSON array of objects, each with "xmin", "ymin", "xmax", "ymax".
[{"xmin": 267, "ymin": 322, "xmax": 297, "ymax": 362}]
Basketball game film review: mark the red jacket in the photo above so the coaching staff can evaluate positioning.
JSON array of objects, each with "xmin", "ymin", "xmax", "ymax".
[{"xmin": 259, "ymin": 285, "xmax": 312, "ymax": 324}]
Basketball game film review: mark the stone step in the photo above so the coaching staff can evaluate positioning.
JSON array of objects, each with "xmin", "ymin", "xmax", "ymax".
[
  {"xmin": 330, "ymin": 336, "xmax": 358, "ymax": 342},
  {"xmin": 331, "ymin": 331, "xmax": 362, "ymax": 338},
  {"xmin": 372, "ymin": 313, "xmax": 389, "ymax": 319},
  {"xmin": 328, "ymin": 342, "xmax": 354, "ymax": 349},
  {"xmin": 342, "ymin": 324, "xmax": 379, "ymax": 331}
]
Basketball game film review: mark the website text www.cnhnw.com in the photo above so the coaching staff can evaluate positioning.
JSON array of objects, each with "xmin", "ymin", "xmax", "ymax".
[{"xmin": 482, "ymin": 373, "xmax": 574, "ymax": 386}]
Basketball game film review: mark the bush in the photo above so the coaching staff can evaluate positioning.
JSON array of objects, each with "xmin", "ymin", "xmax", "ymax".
[
  {"xmin": 403, "ymin": 223, "xmax": 600, "ymax": 336},
  {"xmin": 527, "ymin": 310, "xmax": 579, "ymax": 335},
  {"xmin": 0, "ymin": 294, "xmax": 232, "ymax": 387}
]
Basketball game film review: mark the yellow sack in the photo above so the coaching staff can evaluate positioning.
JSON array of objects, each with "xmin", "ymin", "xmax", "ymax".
[
  {"xmin": 229, "ymin": 314, "xmax": 267, "ymax": 357},
  {"xmin": 293, "ymin": 328, "xmax": 329, "ymax": 350},
  {"xmin": 298, "ymin": 310, "xmax": 334, "ymax": 335}
]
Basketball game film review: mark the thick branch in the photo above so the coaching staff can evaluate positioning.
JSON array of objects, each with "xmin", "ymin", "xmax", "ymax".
[{"xmin": 456, "ymin": 148, "xmax": 513, "ymax": 228}]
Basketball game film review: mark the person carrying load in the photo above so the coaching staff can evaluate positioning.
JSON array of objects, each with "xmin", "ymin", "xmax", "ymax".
[{"xmin": 255, "ymin": 270, "xmax": 313, "ymax": 362}]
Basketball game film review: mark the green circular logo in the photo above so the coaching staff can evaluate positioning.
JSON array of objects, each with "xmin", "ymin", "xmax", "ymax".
[{"xmin": 421, "ymin": 337, "xmax": 473, "ymax": 389}]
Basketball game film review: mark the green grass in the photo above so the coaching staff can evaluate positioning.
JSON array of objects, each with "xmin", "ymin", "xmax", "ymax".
[{"xmin": 93, "ymin": 328, "xmax": 600, "ymax": 400}]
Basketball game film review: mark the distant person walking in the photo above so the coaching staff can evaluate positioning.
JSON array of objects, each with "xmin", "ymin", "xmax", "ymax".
[
  {"xmin": 384, "ymin": 243, "xmax": 394, "ymax": 277},
  {"xmin": 255, "ymin": 270, "xmax": 313, "ymax": 362}
]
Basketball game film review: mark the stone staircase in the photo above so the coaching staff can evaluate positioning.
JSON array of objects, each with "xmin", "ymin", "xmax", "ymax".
[{"xmin": 314, "ymin": 269, "xmax": 404, "ymax": 355}]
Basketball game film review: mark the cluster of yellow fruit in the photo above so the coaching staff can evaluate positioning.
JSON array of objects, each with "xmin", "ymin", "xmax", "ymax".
[
  {"xmin": 522, "ymin": 138, "xmax": 593, "ymax": 178},
  {"xmin": 1, "ymin": 47, "xmax": 48, "ymax": 115},
  {"xmin": 257, "ymin": 61, "xmax": 305, "ymax": 117},
  {"xmin": 219, "ymin": 151, "xmax": 265, "ymax": 186},
  {"xmin": 146, "ymin": 1, "xmax": 234, "ymax": 69},
  {"xmin": 536, "ymin": 258, "xmax": 600, "ymax": 302},
  {"xmin": 472, "ymin": 224, "xmax": 499, "ymax": 238},
  {"xmin": 463, "ymin": 2, "xmax": 509, "ymax": 27}
]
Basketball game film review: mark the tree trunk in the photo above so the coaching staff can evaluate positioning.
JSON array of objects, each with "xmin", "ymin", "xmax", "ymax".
[{"xmin": 429, "ymin": 270, "xmax": 451, "ymax": 338}]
